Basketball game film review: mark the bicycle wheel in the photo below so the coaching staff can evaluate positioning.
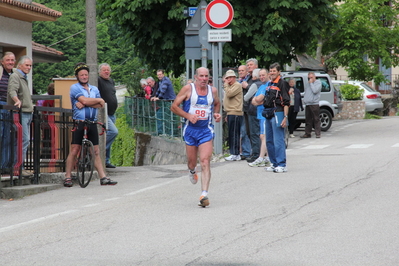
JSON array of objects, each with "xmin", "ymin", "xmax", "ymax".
[{"xmin": 77, "ymin": 140, "xmax": 94, "ymax": 188}]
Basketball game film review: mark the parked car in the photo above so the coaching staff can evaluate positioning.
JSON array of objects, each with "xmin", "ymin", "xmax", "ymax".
[
  {"xmin": 331, "ymin": 80, "xmax": 384, "ymax": 113},
  {"xmin": 281, "ymin": 71, "xmax": 343, "ymax": 131}
]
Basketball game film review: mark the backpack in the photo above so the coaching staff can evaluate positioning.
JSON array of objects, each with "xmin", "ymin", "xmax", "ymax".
[{"xmin": 263, "ymin": 76, "xmax": 283, "ymax": 108}]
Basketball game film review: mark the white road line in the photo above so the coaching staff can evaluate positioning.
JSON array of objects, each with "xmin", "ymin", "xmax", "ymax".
[
  {"xmin": 301, "ymin": 145, "xmax": 330, "ymax": 149},
  {"xmin": 124, "ymin": 178, "xmax": 181, "ymax": 196},
  {"xmin": 0, "ymin": 210, "xmax": 78, "ymax": 233},
  {"xmin": 392, "ymin": 143, "xmax": 399, "ymax": 147},
  {"xmin": 345, "ymin": 144, "xmax": 374, "ymax": 149}
]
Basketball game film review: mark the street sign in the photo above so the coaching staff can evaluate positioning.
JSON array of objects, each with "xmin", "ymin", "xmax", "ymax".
[
  {"xmin": 188, "ymin": 7, "xmax": 197, "ymax": 17},
  {"xmin": 205, "ymin": 0, "xmax": 234, "ymax": 29},
  {"xmin": 208, "ymin": 29, "xmax": 232, "ymax": 42}
]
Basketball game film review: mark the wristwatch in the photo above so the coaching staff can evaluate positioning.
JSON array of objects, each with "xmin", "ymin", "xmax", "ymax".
[{"xmin": 284, "ymin": 115, "xmax": 288, "ymax": 118}]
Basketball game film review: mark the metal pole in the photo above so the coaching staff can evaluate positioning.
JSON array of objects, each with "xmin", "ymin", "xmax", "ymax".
[{"xmin": 213, "ymin": 43, "xmax": 222, "ymax": 155}]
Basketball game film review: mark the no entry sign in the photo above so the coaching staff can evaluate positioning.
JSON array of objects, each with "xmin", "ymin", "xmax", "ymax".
[{"xmin": 205, "ymin": 0, "xmax": 234, "ymax": 29}]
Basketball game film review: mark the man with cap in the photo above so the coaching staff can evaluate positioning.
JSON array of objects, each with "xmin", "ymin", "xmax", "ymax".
[
  {"xmin": 223, "ymin": 69, "xmax": 243, "ymax": 161},
  {"xmin": 63, "ymin": 62, "xmax": 117, "ymax": 187}
]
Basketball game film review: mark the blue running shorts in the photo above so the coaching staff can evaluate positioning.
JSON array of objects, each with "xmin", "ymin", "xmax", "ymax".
[{"xmin": 184, "ymin": 125, "xmax": 214, "ymax": 147}]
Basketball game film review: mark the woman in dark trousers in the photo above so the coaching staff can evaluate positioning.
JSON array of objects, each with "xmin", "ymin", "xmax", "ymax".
[{"xmin": 288, "ymin": 78, "xmax": 303, "ymax": 138}]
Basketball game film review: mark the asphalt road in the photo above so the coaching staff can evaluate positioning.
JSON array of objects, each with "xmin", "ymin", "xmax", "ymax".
[{"xmin": 1, "ymin": 117, "xmax": 399, "ymax": 266}]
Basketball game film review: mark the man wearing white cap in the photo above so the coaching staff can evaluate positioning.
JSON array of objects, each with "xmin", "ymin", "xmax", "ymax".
[{"xmin": 223, "ymin": 69, "xmax": 243, "ymax": 161}]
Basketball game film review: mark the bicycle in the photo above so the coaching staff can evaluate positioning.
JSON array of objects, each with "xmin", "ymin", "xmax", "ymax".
[{"xmin": 72, "ymin": 119, "xmax": 106, "ymax": 188}]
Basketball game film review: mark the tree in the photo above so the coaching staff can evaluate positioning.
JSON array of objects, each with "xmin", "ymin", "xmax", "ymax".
[
  {"xmin": 321, "ymin": 0, "xmax": 399, "ymax": 83},
  {"xmin": 97, "ymin": 0, "xmax": 336, "ymax": 72},
  {"xmin": 32, "ymin": 0, "xmax": 142, "ymax": 94}
]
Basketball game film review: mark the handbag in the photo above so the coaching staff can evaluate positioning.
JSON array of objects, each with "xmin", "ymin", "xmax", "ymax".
[{"xmin": 262, "ymin": 107, "xmax": 276, "ymax": 119}]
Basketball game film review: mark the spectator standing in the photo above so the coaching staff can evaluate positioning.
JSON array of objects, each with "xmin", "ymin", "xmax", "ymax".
[
  {"xmin": 288, "ymin": 78, "xmax": 303, "ymax": 138},
  {"xmin": 7, "ymin": 55, "xmax": 34, "ymax": 177},
  {"xmin": 170, "ymin": 67, "xmax": 221, "ymax": 207},
  {"xmin": 64, "ymin": 62, "xmax": 117, "ymax": 187},
  {"xmin": 140, "ymin": 79, "xmax": 152, "ymax": 100},
  {"xmin": 98, "ymin": 63, "xmax": 119, "ymax": 168},
  {"xmin": 253, "ymin": 63, "xmax": 290, "ymax": 173},
  {"xmin": 223, "ymin": 70, "xmax": 243, "ymax": 161},
  {"xmin": 243, "ymin": 68, "xmax": 262, "ymax": 163},
  {"xmin": 241, "ymin": 59, "xmax": 260, "ymax": 163},
  {"xmin": 151, "ymin": 69, "xmax": 176, "ymax": 135},
  {"xmin": 237, "ymin": 64, "xmax": 251, "ymax": 160},
  {"xmin": 0, "ymin": 52, "xmax": 15, "ymax": 170},
  {"xmin": 301, "ymin": 72, "xmax": 321, "ymax": 138},
  {"xmin": 249, "ymin": 68, "xmax": 271, "ymax": 167}
]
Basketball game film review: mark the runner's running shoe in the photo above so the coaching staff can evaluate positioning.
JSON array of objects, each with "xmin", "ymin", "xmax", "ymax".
[
  {"xmin": 248, "ymin": 157, "xmax": 264, "ymax": 167},
  {"xmin": 198, "ymin": 196, "xmax": 209, "ymax": 207},
  {"xmin": 189, "ymin": 170, "xmax": 198, "ymax": 185}
]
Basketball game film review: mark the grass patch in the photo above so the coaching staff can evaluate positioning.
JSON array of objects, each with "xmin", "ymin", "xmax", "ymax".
[{"xmin": 364, "ymin": 112, "xmax": 382, "ymax": 119}]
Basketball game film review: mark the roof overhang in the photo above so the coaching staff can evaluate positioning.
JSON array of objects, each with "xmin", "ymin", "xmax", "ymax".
[
  {"xmin": 32, "ymin": 42, "xmax": 67, "ymax": 63},
  {"xmin": 0, "ymin": 1, "xmax": 62, "ymax": 22}
]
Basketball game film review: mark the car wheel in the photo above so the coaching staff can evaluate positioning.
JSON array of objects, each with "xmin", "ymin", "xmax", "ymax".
[{"xmin": 320, "ymin": 109, "xmax": 332, "ymax": 131}]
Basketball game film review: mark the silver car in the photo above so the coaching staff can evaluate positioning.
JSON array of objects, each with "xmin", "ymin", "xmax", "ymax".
[{"xmin": 332, "ymin": 80, "xmax": 384, "ymax": 112}]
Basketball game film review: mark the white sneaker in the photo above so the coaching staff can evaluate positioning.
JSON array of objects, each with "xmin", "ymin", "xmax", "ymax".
[
  {"xmin": 225, "ymin": 154, "xmax": 240, "ymax": 161},
  {"xmin": 248, "ymin": 157, "xmax": 263, "ymax": 167},
  {"xmin": 258, "ymin": 158, "xmax": 270, "ymax": 167},
  {"xmin": 265, "ymin": 166, "xmax": 275, "ymax": 172},
  {"xmin": 273, "ymin": 166, "xmax": 288, "ymax": 173},
  {"xmin": 289, "ymin": 134, "xmax": 295, "ymax": 138},
  {"xmin": 189, "ymin": 169, "xmax": 198, "ymax": 184}
]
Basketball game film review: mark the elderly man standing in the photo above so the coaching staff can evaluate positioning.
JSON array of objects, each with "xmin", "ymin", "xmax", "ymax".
[
  {"xmin": 301, "ymin": 72, "xmax": 321, "ymax": 138},
  {"xmin": 7, "ymin": 55, "xmax": 33, "ymax": 177},
  {"xmin": 151, "ymin": 69, "xmax": 176, "ymax": 135},
  {"xmin": 237, "ymin": 64, "xmax": 251, "ymax": 160},
  {"xmin": 223, "ymin": 70, "xmax": 243, "ymax": 161},
  {"xmin": 98, "ymin": 63, "xmax": 119, "ymax": 168},
  {"xmin": 0, "ymin": 52, "xmax": 15, "ymax": 171}
]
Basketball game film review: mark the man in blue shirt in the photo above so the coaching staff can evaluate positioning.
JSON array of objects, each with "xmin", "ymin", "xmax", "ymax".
[
  {"xmin": 63, "ymin": 63, "xmax": 117, "ymax": 187},
  {"xmin": 151, "ymin": 69, "xmax": 176, "ymax": 135}
]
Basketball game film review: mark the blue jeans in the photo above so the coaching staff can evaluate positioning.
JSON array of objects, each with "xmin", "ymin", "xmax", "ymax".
[
  {"xmin": 21, "ymin": 112, "xmax": 32, "ymax": 166},
  {"xmin": 265, "ymin": 112, "xmax": 286, "ymax": 167},
  {"xmin": 106, "ymin": 114, "xmax": 118, "ymax": 165},
  {"xmin": 240, "ymin": 117, "xmax": 251, "ymax": 156},
  {"xmin": 0, "ymin": 101, "xmax": 11, "ymax": 168}
]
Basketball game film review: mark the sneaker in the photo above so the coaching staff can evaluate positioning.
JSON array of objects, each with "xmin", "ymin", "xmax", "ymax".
[
  {"xmin": 198, "ymin": 196, "xmax": 209, "ymax": 207},
  {"xmin": 189, "ymin": 170, "xmax": 198, "ymax": 185},
  {"xmin": 289, "ymin": 134, "xmax": 295, "ymax": 138},
  {"xmin": 265, "ymin": 166, "xmax": 275, "ymax": 172},
  {"xmin": 300, "ymin": 134, "xmax": 311, "ymax": 138},
  {"xmin": 100, "ymin": 177, "xmax": 118, "ymax": 185},
  {"xmin": 225, "ymin": 154, "xmax": 240, "ymax": 161},
  {"xmin": 273, "ymin": 166, "xmax": 288, "ymax": 173},
  {"xmin": 258, "ymin": 158, "xmax": 271, "ymax": 167},
  {"xmin": 248, "ymin": 157, "xmax": 264, "ymax": 167}
]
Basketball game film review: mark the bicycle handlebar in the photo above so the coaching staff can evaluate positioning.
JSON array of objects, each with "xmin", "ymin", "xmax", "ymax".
[{"xmin": 72, "ymin": 119, "xmax": 107, "ymax": 135}]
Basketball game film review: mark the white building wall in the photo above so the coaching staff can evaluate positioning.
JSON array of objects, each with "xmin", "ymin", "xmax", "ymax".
[{"xmin": 0, "ymin": 16, "xmax": 33, "ymax": 91}]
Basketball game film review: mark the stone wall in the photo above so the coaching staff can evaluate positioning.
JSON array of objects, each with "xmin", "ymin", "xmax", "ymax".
[
  {"xmin": 335, "ymin": 101, "xmax": 365, "ymax": 120},
  {"xmin": 135, "ymin": 132, "xmax": 187, "ymax": 166}
]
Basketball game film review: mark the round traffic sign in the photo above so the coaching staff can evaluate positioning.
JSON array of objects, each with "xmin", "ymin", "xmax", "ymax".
[{"xmin": 205, "ymin": 0, "xmax": 234, "ymax": 29}]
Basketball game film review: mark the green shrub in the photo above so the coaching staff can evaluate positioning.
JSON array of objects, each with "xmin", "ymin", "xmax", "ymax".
[
  {"xmin": 364, "ymin": 112, "xmax": 382, "ymax": 119},
  {"xmin": 110, "ymin": 110, "xmax": 136, "ymax": 166},
  {"xmin": 340, "ymin": 84, "xmax": 363, "ymax": 100}
]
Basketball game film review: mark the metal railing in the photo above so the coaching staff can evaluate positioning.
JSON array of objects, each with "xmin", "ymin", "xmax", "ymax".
[
  {"xmin": 125, "ymin": 97, "xmax": 183, "ymax": 138},
  {"xmin": 0, "ymin": 103, "xmax": 74, "ymax": 186}
]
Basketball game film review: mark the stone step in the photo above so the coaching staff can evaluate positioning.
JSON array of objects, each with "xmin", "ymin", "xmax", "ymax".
[{"xmin": 1, "ymin": 184, "xmax": 63, "ymax": 199}]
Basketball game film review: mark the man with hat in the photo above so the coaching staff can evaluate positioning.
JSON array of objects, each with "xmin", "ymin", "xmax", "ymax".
[
  {"xmin": 63, "ymin": 62, "xmax": 117, "ymax": 187},
  {"xmin": 223, "ymin": 69, "xmax": 243, "ymax": 161}
]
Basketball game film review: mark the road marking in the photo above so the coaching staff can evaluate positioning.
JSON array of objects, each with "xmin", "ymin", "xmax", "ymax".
[
  {"xmin": 301, "ymin": 145, "xmax": 330, "ymax": 149},
  {"xmin": 345, "ymin": 144, "xmax": 374, "ymax": 149},
  {"xmin": 0, "ymin": 210, "xmax": 78, "ymax": 233},
  {"xmin": 392, "ymin": 143, "xmax": 399, "ymax": 147},
  {"xmin": 103, "ymin": 197, "xmax": 121, "ymax": 201},
  {"xmin": 82, "ymin": 203, "xmax": 100, "ymax": 208},
  {"xmin": 124, "ymin": 178, "xmax": 181, "ymax": 196}
]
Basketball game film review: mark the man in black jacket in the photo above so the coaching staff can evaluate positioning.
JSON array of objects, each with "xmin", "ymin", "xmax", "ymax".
[{"xmin": 98, "ymin": 63, "xmax": 118, "ymax": 168}]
